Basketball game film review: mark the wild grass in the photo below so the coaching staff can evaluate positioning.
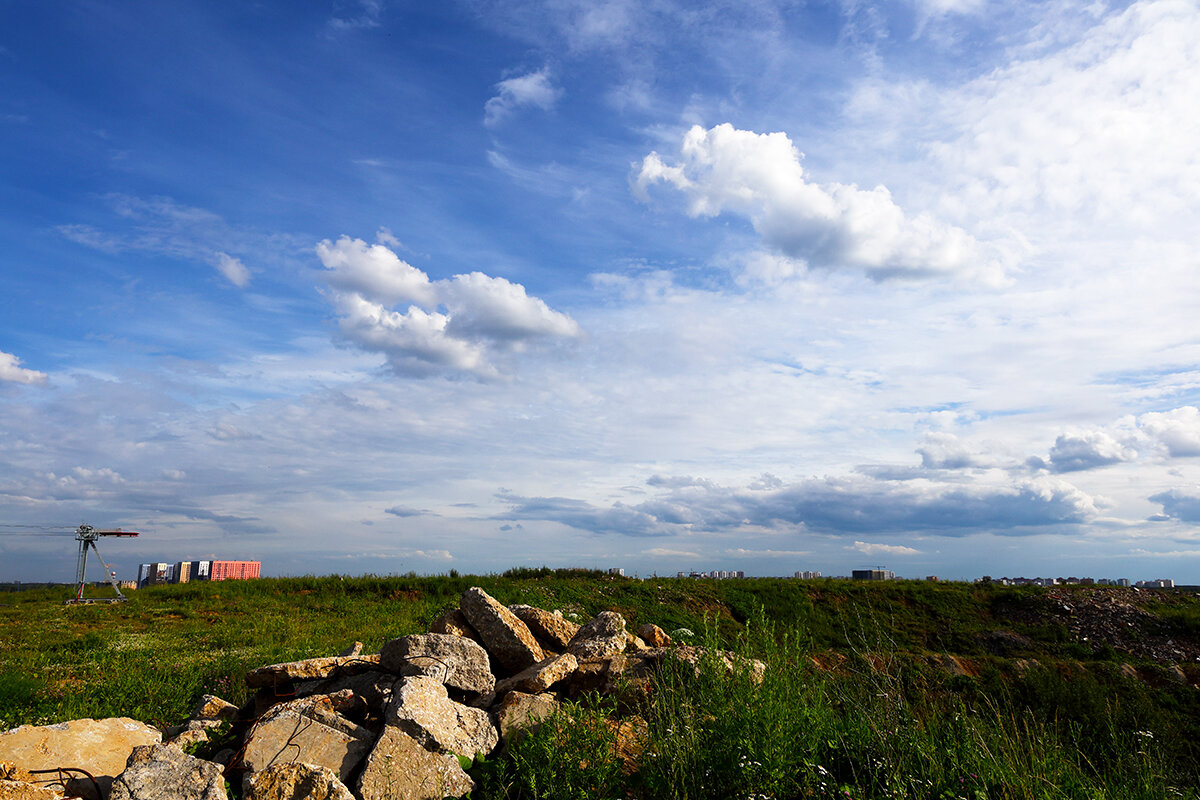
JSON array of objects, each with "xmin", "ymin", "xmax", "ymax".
[{"xmin": 1, "ymin": 574, "xmax": 1197, "ymax": 798}]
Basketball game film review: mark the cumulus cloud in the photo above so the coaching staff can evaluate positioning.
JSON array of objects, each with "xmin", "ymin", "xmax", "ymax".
[
  {"xmin": 917, "ymin": 432, "xmax": 984, "ymax": 469},
  {"xmin": 484, "ymin": 68, "xmax": 562, "ymax": 127},
  {"xmin": 213, "ymin": 252, "xmax": 251, "ymax": 288},
  {"xmin": 0, "ymin": 350, "xmax": 47, "ymax": 385},
  {"xmin": 851, "ymin": 541, "xmax": 921, "ymax": 556},
  {"xmin": 502, "ymin": 473, "xmax": 1097, "ymax": 537},
  {"xmin": 1138, "ymin": 406, "xmax": 1200, "ymax": 457},
  {"xmin": 1148, "ymin": 489, "xmax": 1200, "ymax": 523},
  {"xmin": 1045, "ymin": 430, "xmax": 1138, "ymax": 473},
  {"xmin": 635, "ymin": 123, "xmax": 1003, "ymax": 281},
  {"xmin": 316, "ymin": 236, "xmax": 580, "ymax": 378}
]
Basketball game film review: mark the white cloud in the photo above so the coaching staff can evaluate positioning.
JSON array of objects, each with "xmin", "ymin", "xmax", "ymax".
[
  {"xmin": 0, "ymin": 350, "xmax": 47, "ymax": 385},
  {"xmin": 917, "ymin": 432, "xmax": 984, "ymax": 470},
  {"xmin": 1138, "ymin": 406, "xmax": 1200, "ymax": 458},
  {"xmin": 484, "ymin": 68, "xmax": 562, "ymax": 127},
  {"xmin": 213, "ymin": 252, "xmax": 251, "ymax": 288},
  {"xmin": 316, "ymin": 236, "xmax": 580, "ymax": 378},
  {"xmin": 1045, "ymin": 430, "xmax": 1138, "ymax": 473},
  {"xmin": 315, "ymin": 236, "xmax": 435, "ymax": 306},
  {"xmin": 636, "ymin": 124, "xmax": 1005, "ymax": 282},
  {"xmin": 851, "ymin": 541, "xmax": 921, "ymax": 556}
]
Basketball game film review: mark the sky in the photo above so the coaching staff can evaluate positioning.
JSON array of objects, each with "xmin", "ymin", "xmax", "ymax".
[{"xmin": 2, "ymin": 0, "xmax": 1200, "ymax": 584}]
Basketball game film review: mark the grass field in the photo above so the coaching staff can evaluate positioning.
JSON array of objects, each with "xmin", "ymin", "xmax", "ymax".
[{"xmin": 2, "ymin": 571, "xmax": 1198, "ymax": 799}]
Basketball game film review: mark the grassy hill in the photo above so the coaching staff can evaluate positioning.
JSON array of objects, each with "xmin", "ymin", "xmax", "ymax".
[{"xmin": 2, "ymin": 572, "xmax": 1198, "ymax": 798}]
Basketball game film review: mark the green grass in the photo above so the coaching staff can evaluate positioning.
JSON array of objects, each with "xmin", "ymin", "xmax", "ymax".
[{"xmin": 1, "ymin": 573, "xmax": 1197, "ymax": 798}]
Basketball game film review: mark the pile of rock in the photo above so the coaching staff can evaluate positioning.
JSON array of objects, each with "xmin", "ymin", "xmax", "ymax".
[{"xmin": 0, "ymin": 587, "xmax": 764, "ymax": 800}]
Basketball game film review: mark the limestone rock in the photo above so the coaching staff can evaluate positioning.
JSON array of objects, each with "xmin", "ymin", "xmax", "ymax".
[
  {"xmin": 190, "ymin": 695, "xmax": 239, "ymax": 723},
  {"xmin": 508, "ymin": 605, "xmax": 579, "ymax": 651},
  {"xmin": 636, "ymin": 624, "xmax": 673, "ymax": 648},
  {"xmin": 357, "ymin": 726, "xmax": 473, "ymax": 800},
  {"xmin": 428, "ymin": 610, "xmax": 482, "ymax": 644},
  {"xmin": 338, "ymin": 642, "xmax": 364, "ymax": 658},
  {"xmin": 388, "ymin": 677, "xmax": 498, "ymax": 759},
  {"xmin": 0, "ymin": 717, "xmax": 161, "ymax": 800},
  {"xmin": 241, "ymin": 702, "xmax": 373, "ymax": 784},
  {"xmin": 496, "ymin": 692, "xmax": 560, "ymax": 744},
  {"xmin": 494, "ymin": 653, "xmax": 577, "ymax": 697},
  {"xmin": 109, "ymin": 744, "xmax": 226, "ymax": 800},
  {"xmin": 0, "ymin": 780, "xmax": 64, "ymax": 800},
  {"xmin": 567, "ymin": 611, "xmax": 628, "ymax": 659},
  {"xmin": 459, "ymin": 587, "xmax": 543, "ymax": 672},
  {"xmin": 245, "ymin": 655, "xmax": 381, "ymax": 689},
  {"xmin": 244, "ymin": 762, "xmax": 354, "ymax": 800},
  {"xmin": 165, "ymin": 727, "xmax": 213, "ymax": 752},
  {"xmin": 625, "ymin": 632, "xmax": 649, "ymax": 652},
  {"xmin": 380, "ymin": 634, "xmax": 495, "ymax": 696}
]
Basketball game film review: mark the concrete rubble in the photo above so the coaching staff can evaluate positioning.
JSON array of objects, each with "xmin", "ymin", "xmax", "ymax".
[{"xmin": 2, "ymin": 586, "xmax": 760, "ymax": 800}]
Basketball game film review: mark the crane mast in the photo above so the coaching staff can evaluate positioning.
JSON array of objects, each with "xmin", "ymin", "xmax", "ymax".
[{"xmin": 68, "ymin": 524, "xmax": 140, "ymax": 604}]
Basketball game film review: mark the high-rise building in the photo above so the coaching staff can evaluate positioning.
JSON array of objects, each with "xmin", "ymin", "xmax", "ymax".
[{"xmin": 209, "ymin": 560, "xmax": 261, "ymax": 581}]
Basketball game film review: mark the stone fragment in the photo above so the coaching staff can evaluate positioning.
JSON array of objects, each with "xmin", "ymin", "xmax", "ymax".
[
  {"xmin": 495, "ymin": 691, "xmax": 560, "ymax": 744},
  {"xmin": 0, "ymin": 780, "xmax": 64, "ymax": 800},
  {"xmin": 636, "ymin": 624, "xmax": 673, "ymax": 648},
  {"xmin": 563, "ymin": 656, "xmax": 629, "ymax": 700},
  {"xmin": 459, "ymin": 587, "xmax": 543, "ymax": 672},
  {"xmin": 567, "ymin": 611, "xmax": 628, "ymax": 659},
  {"xmin": 380, "ymin": 634, "xmax": 495, "ymax": 695},
  {"xmin": 244, "ymin": 762, "xmax": 355, "ymax": 800},
  {"xmin": 428, "ymin": 610, "xmax": 482, "ymax": 644},
  {"xmin": 256, "ymin": 692, "xmax": 365, "ymax": 735},
  {"xmin": 164, "ymin": 728, "xmax": 212, "ymax": 752},
  {"xmin": 625, "ymin": 633, "xmax": 649, "ymax": 652},
  {"xmin": 191, "ymin": 695, "xmax": 239, "ymax": 723},
  {"xmin": 357, "ymin": 726, "xmax": 473, "ymax": 800},
  {"xmin": 338, "ymin": 642, "xmax": 363, "ymax": 658},
  {"xmin": 494, "ymin": 653, "xmax": 577, "ymax": 697},
  {"xmin": 245, "ymin": 655, "xmax": 381, "ymax": 689},
  {"xmin": 109, "ymin": 744, "xmax": 226, "ymax": 800},
  {"xmin": 241, "ymin": 702, "xmax": 373, "ymax": 784},
  {"xmin": 508, "ymin": 605, "xmax": 580, "ymax": 651},
  {"xmin": 0, "ymin": 717, "xmax": 161, "ymax": 800},
  {"xmin": 388, "ymin": 677, "xmax": 498, "ymax": 759}
]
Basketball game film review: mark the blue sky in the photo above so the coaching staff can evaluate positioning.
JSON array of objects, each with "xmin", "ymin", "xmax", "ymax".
[{"xmin": 4, "ymin": 0, "xmax": 1200, "ymax": 584}]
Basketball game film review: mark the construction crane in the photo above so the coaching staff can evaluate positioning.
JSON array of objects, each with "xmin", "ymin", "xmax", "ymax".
[{"xmin": 68, "ymin": 524, "xmax": 140, "ymax": 604}]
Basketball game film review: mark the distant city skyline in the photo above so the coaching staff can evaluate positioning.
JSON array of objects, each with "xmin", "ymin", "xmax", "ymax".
[{"xmin": 3, "ymin": 2, "xmax": 1200, "ymax": 583}]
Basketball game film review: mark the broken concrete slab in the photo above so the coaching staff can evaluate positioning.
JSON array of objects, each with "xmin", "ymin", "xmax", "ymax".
[
  {"xmin": 243, "ymin": 762, "xmax": 355, "ymax": 800},
  {"xmin": 567, "ymin": 611, "xmax": 628, "ymax": 659},
  {"xmin": 357, "ymin": 726, "xmax": 473, "ymax": 800},
  {"xmin": 494, "ymin": 653, "xmax": 577, "ymax": 697},
  {"xmin": 508, "ymin": 605, "xmax": 580, "ymax": 651},
  {"xmin": 109, "ymin": 743, "xmax": 226, "ymax": 800},
  {"xmin": 0, "ymin": 717, "xmax": 161, "ymax": 800},
  {"xmin": 387, "ymin": 677, "xmax": 498, "ymax": 759},
  {"xmin": 459, "ymin": 587, "xmax": 543, "ymax": 673},
  {"xmin": 380, "ymin": 634, "xmax": 495, "ymax": 696},
  {"xmin": 240, "ymin": 710, "xmax": 373, "ymax": 785},
  {"xmin": 245, "ymin": 654, "xmax": 381, "ymax": 689}
]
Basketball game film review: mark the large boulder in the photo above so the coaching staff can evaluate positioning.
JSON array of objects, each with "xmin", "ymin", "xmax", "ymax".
[
  {"xmin": 0, "ymin": 718, "xmax": 161, "ymax": 800},
  {"xmin": 109, "ymin": 744, "xmax": 226, "ymax": 800},
  {"xmin": 357, "ymin": 727, "xmax": 473, "ymax": 800},
  {"xmin": 387, "ymin": 677, "xmax": 498, "ymax": 759},
  {"xmin": 459, "ymin": 588, "xmax": 543, "ymax": 672},
  {"xmin": 380, "ymin": 634, "xmax": 495, "ymax": 696},
  {"xmin": 244, "ymin": 762, "xmax": 354, "ymax": 800},
  {"xmin": 494, "ymin": 653, "xmax": 577, "ymax": 697},
  {"xmin": 508, "ymin": 606, "xmax": 579, "ymax": 652},
  {"xmin": 240, "ymin": 696, "xmax": 373, "ymax": 785},
  {"xmin": 567, "ymin": 611, "xmax": 628, "ymax": 659}
]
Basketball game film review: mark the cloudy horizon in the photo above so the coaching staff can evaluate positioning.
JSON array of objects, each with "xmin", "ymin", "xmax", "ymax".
[{"xmin": 3, "ymin": 0, "xmax": 1199, "ymax": 584}]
